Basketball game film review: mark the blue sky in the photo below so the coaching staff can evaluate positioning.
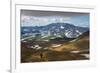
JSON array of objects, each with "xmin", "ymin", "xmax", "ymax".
[{"xmin": 21, "ymin": 10, "xmax": 89, "ymax": 27}]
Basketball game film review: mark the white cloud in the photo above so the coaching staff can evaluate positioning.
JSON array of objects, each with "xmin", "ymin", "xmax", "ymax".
[
  {"xmin": 21, "ymin": 15, "xmax": 72, "ymax": 26},
  {"xmin": 21, "ymin": 16, "xmax": 50, "ymax": 26}
]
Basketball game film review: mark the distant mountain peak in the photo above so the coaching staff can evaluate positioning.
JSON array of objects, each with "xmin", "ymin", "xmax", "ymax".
[{"xmin": 21, "ymin": 22, "xmax": 89, "ymax": 39}]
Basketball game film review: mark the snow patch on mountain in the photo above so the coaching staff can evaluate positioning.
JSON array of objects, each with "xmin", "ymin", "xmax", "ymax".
[
  {"xmin": 60, "ymin": 26, "xmax": 64, "ymax": 29},
  {"xmin": 21, "ymin": 23, "xmax": 89, "ymax": 39}
]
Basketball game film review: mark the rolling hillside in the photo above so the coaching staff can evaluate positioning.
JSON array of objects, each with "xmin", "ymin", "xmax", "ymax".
[
  {"xmin": 49, "ymin": 31, "xmax": 89, "ymax": 52},
  {"xmin": 21, "ymin": 31, "xmax": 89, "ymax": 62}
]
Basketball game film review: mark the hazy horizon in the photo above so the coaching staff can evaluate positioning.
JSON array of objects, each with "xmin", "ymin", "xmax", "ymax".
[{"xmin": 21, "ymin": 10, "xmax": 89, "ymax": 27}]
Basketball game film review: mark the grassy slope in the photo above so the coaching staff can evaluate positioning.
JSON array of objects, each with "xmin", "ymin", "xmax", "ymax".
[
  {"xmin": 21, "ymin": 31, "xmax": 89, "ymax": 62},
  {"xmin": 50, "ymin": 31, "xmax": 89, "ymax": 51}
]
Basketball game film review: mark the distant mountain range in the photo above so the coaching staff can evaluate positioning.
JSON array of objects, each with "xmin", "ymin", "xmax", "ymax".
[{"xmin": 21, "ymin": 23, "xmax": 89, "ymax": 40}]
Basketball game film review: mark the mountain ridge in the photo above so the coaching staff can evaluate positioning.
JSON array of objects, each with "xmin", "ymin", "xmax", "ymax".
[{"xmin": 21, "ymin": 23, "xmax": 89, "ymax": 39}]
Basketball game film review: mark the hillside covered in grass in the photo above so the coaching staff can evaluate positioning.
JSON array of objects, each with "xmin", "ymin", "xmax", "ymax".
[{"xmin": 21, "ymin": 31, "xmax": 89, "ymax": 63}]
